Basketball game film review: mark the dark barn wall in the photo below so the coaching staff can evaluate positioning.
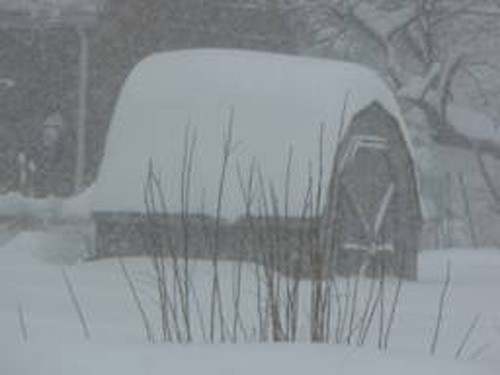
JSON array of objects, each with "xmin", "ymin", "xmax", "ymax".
[{"xmin": 94, "ymin": 213, "xmax": 319, "ymax": 277}]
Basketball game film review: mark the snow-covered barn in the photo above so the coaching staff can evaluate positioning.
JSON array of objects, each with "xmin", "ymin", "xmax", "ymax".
[{"xmin": 91, "ymin": 49, "xmax": 423, "ymax": 279}]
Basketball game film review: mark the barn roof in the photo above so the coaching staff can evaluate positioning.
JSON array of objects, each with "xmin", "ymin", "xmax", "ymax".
[{"xmin": 92, "ymin": 49, "xmax": 420, "ymax": 219}]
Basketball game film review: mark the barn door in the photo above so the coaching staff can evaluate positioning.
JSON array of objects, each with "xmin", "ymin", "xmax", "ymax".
[{"xmin": 338, "ymin": 134, "xmax": 397, "ymax": 256}]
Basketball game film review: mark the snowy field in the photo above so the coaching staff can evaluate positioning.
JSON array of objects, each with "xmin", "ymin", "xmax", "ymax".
[{"xmin": 0, "ymin": 227, "xmax": 499, "ymax": 374}]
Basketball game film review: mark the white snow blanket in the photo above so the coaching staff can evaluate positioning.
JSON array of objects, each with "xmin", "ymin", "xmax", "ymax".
[
  {"xmin": 93, "ymin": 49, "xmax": 415, "ymax": 219},
  {"xmin": 2, "ymin": 344, "xmax": 496, "ymax": 375},
  {"xmin": 447, "ymin": 104, "xmax": 500, "ymax": 143},
  {"xmin": 0, "ymin": 192, "xmax": 61, "ymax": 218},
  {"xmin": 0, "ymin": 230, "xmax": 499, "ymax": 374}
]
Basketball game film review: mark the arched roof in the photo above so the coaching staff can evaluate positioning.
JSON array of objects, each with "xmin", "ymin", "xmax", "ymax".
[{"xmin": 92, "ymin": 49, "xmax": 419, "ymax": 219}]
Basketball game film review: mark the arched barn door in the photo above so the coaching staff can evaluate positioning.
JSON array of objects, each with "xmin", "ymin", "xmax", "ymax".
[{"xmin": 335, "ymin": 133, "xmax": 399, "ymax": 277}]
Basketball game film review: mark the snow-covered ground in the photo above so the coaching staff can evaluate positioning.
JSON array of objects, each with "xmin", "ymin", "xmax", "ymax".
[
  {"xmin": 2, "ymin": 343, "xmax": 496, "ymax": 375},
  {"xmin": 0, "ymin": 228, "xmax": 499, "ymax": 374}
]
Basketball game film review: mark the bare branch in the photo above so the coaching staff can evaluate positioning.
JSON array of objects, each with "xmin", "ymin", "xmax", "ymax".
[
  {"xmin": 437, "ymin": 51, "xmax": 466, "ymax": 125},
  {"xmin": 434, "ymin": 125, "xmax": 500, "ymax": 161},
  {"xmin": 430, "ymin": 261, "xmax": 451, "ymax": 356}
]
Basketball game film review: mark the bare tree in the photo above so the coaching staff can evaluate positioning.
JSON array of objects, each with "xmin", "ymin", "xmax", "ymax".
[{"xmin": 289, "ymin": 0, "xmax": 500, "ymax": 212}]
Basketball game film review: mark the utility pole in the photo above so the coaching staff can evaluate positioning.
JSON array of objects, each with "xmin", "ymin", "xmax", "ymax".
[{"xmin": 74, "ymin": 26, "xmax": 89, "ymax": 192}]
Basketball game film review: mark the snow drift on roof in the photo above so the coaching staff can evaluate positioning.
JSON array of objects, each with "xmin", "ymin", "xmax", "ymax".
[
  {"xmin": 92, "ymin": 49, "xmax": 415, "ymax": 219},
  {"xmin": 447, "ymin": 104, "xmax": 500, "ymax": 143}
]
